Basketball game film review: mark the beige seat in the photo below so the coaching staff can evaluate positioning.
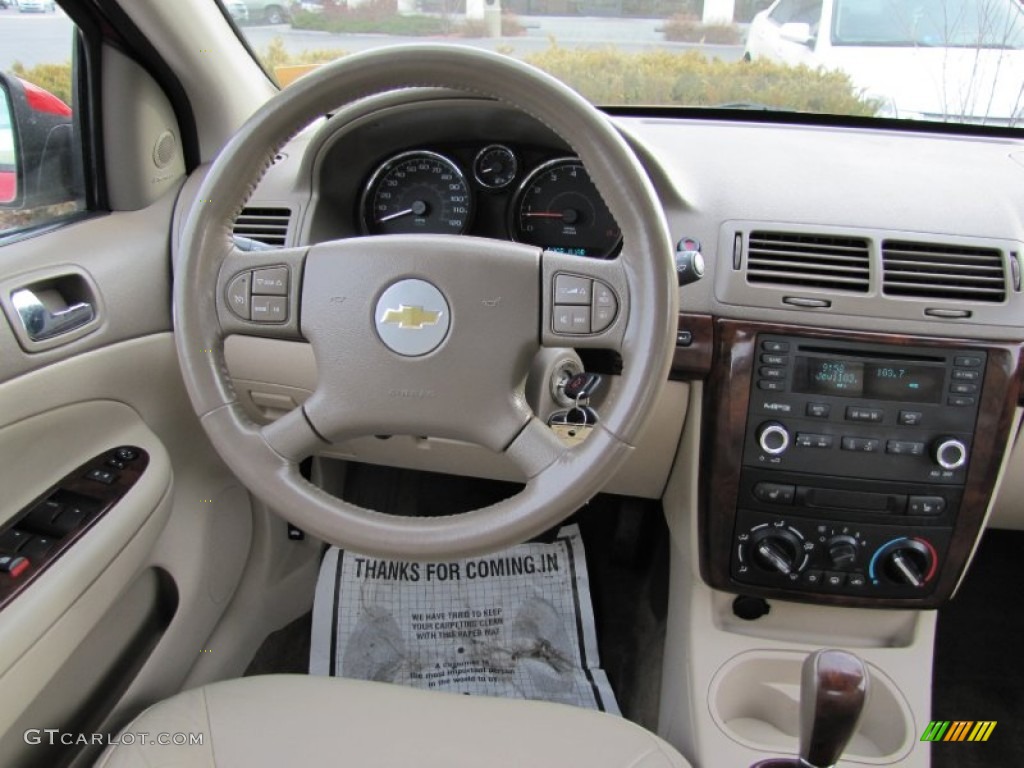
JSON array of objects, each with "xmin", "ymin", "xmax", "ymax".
[{"xmin": 98, "ymin": 674, "xmax": 692, "ymax": 767}]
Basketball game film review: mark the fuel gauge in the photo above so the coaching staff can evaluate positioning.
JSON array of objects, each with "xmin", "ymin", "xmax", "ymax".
[{"xmin": 473, "ymin": 145, "xmax": 518, "ymax": 190}]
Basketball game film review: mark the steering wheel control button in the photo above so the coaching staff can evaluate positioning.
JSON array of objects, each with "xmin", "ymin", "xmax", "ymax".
[
  {"xmin": 252, "ymin": 267, "xmax": 289, "ymax": 296},
  {"xmin": 553, "ymin": 306, "xmax": 590, "ymax": 334},
  {"xmin": 251, "ymin": 296, "xmax": 288, "ymax": 323},
  {"xmin": 554, "ymin": 275, "xmax": 592, "ymax": 305},
  {"xmin": 375, "ymin": 279, "xmax": 450, "ymax": 357},
  {"xmin": 227, "ymin": 272, "xmax": 252, "ymax": 320}
]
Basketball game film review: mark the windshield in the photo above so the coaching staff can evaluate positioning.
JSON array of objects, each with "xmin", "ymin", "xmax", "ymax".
[
  {"xmin": 223, "ymin": 0, "xmax": 1024, "ymax": 126},
  {"xmin": 832, "ymin": 0, "xmax": 1024, "ymax": 48}
]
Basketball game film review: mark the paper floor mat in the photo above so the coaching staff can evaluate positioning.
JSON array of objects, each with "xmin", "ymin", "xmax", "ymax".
[{"xmin": 310, "ymin": 523, "xmax": 619, "ymax": 714}]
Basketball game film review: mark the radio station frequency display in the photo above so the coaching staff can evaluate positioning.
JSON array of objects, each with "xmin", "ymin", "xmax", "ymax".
[{"xmin": 795, "ymin": 357, "xmax": 944, "ymax": 403}]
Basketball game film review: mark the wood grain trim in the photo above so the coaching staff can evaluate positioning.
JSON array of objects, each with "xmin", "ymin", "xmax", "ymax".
[
  {"xmin": 670, "ymin": 313, "xmax": 714, "ymax": 378},
  {"xmin": 701, "ymin": 319, "xmax": 1022, "ymax": 609}
]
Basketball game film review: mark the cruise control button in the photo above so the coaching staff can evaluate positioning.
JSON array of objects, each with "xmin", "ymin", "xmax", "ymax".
[
  {"xmin": 554, "ymin": 275, "xmax": 592, "ymax": 305},
  {"xmin": 908, "ymin": 496, "xmax": 946, "ymax": 515},
  {"xmin": 553, "ymin": 306, "xmax": 590, "ymax": 334},
  {"xmin": 226, "ymin": 272, "xmax": 252, "ymax": 320},
  {"xmin": 251, "ymin": 296, "xmax": 288, "ymax": 323},
  {"xmin": 252, "ymin": 267, "xmax": 289, "ymax": 296}
]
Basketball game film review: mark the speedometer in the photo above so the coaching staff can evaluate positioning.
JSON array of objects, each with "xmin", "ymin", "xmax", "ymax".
[
  {"xmin": 510, "ymin": 157, "xmax": 621, "ymax": 258},
  {"xmin": 361, "ymin": 150, "xmax": 472, "ymax": 236}
]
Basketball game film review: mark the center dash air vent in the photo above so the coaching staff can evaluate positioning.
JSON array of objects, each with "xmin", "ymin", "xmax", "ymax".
[
  {"xmin": 232, "ymin": 207, "xmax": 292, "ymax": 248},
  {"xmin": 882, "ymin": 241, "xmax": 1005, "ymax": 303},
  {"xmin": 746, "ymin": 231, "xmax": 870, "ymax": 293}
]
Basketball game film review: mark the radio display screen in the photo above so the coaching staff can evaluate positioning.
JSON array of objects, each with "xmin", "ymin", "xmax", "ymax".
[{"xmin": 794, "ymin": 357, "xmax": 944, "ymax": 403}]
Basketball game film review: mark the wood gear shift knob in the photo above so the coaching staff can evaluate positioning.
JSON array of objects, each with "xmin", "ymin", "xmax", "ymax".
[{"xmin": 799, "ymin": 649, "xmax": 869, "ymax": 767}]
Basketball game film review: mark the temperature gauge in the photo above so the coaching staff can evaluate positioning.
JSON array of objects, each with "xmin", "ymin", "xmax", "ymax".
[{"xmin": 473, "ymin": 145, "xmax": 518, "ymax": 190}]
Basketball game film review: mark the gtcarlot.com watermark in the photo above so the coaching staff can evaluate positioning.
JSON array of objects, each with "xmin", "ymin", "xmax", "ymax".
[{"xmin": 24, "ymin": 729, "xmax": 203, "ymax": 747}]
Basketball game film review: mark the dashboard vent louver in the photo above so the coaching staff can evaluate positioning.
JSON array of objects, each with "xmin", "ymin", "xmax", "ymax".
[
  {"xmin": 746, "ymin": 231, "xmax": 870, "ymax": 293},
  {"xmin": 882, "ymin": 240, "xmax": 1006, "ymax": 303},
  {"xmin": 232, "ymin": 206, "xmax": 292, "ymax": 248}
]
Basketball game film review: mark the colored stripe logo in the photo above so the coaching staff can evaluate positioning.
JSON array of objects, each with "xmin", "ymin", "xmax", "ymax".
[{"xmin": 921, "ymin": 721, "xmax": 996, "ymax": 742}]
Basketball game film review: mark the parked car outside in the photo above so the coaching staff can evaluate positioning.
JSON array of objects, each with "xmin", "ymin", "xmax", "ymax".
[
  {"xmin": 242, "ymin": 0, "xmax": 290, "ymax": 23},
  {"xmin": 14, "ymin": 0, "xmax": 57, "ymax": 11},
  {"xmin": 226, "ymin": 0, "xmax": 250, "ymax": 22},
  {"xmin": 745, "ymin": 0, "xmax": 1024, "ymax": 124}
]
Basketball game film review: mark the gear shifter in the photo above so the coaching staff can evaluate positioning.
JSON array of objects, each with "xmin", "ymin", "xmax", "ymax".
[{"xmin": 752, "ymin": 649, "xmax": 869, "ymax": 768}]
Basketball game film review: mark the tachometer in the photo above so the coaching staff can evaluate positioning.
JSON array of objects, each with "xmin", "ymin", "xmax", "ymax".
[
  {"xmin": 510, "ymin": 157, "xmax": 621, "ymax": 258},
  {"xmin": 361, "ymin": 150, "xmax": 472, "ymax": 236}
]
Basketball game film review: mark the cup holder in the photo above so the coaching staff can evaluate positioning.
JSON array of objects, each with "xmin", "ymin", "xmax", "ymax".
[{"xmin": 709, "ymin": 650, "xmax": 915, "ymax": 764}]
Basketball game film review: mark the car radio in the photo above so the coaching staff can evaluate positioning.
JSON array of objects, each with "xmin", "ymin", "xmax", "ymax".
[{"xmin": 730, "ymin": 335, "xmax": 985, "ymax": 599}]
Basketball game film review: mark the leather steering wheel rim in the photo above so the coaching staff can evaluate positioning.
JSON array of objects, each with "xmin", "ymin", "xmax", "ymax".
[{"xmin": 175, "ymin": 45, "xmax": 677, "ymax": 559}]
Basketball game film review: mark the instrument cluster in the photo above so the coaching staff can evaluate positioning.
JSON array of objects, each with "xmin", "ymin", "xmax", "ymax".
[{"xmin": 358, "ymin": 144, "xmax": 622, "ymax": 259}]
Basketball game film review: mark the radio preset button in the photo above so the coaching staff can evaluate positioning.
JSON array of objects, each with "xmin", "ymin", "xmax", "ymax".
[
  {"xmin": 761, "ymin": 354, "xmax": 786, "ymax": 365},
  {"xmin": 841, "ymin": 437, "xmax": 881, "ymax": 453},
  {"xmin": 954, "ymin": 356, "xmax": 982, "ymax": 368},
  {"xmin": 898, "ymin": 410, "xmax": 923, "ymax": 426},
  {"xmin": 759, "ymin": 366, "xmax": 786, "ymax": 380},
  {"xmin": 796, "ymin": 433, "xmax": 833, "ymax": 449},
  {"xmin": 753, "ymin": 482, "xmax": 796, "ymax": 504},
  {"xmin": 806, "ymin": 403, "xmax": 831, "ymax": 418},
  {"xmin": 886, "ymin": 440, "xmax": 925, "ymax": 456},
  {"xmin": 762, "ymin": 341, "xmax": 790, "ymax": 353},
  {"xmin": 758, "ymin": 380, "xmax": 785, "ymax": 391},
  {"xmin": 951, "ymin": 369, "xmax": 980, "ymax": 381},
  {"xmin": 846, "ymin": 407, "xmax": 884, "ymax": 423}
]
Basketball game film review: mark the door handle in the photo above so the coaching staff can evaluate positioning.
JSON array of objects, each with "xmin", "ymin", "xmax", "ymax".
[{"xmin": 11, "ymin": 288, "xmax": 96, "ymax": 342}]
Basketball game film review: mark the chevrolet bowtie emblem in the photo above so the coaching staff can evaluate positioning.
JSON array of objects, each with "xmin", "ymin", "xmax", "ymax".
[{"xmin": 380, "ymin": 305, "xmax": 442, "ymax": 330}]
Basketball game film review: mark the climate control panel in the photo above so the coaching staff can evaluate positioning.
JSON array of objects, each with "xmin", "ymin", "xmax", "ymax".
[{"xmin": 732, "ymin": 508, "xmax": 949, "ymax": 598}]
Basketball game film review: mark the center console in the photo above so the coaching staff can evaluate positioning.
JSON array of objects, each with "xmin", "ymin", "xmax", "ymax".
[{"xmin": 703, "ymin": 321, "xmax": 1021, "ymax": 608}]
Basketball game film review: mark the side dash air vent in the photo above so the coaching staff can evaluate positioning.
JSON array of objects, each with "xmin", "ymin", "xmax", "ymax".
[
  {"xmin": 746, "ymin": 231, "xmax": 870, "ymax": 293},
  {"xmin": 232, "ymin": 206, "xmax": 292, "ymax": 248},
  {"xmin": 882, "ymin": 240, "xmax": 1006, "ymax": 303}
]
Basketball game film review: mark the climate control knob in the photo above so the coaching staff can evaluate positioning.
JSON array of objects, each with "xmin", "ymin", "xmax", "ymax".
[
  {"xmin": 750, "ymin": 528, "xmax": 804, "ymax": 575},
  {"xmin": 827, "ymin": 535, "xmax": 859, "ymax": 569},
  {"xmin": 933, "ymin": 438, "xmax": 968, "ymax": 471},
  {"xmin": 757, "ymin": 422, "xmax": 791, "ymax": 456},
  {"xmin": 871, "ymin": 538, "xmax": 937, "ymax": 588}
]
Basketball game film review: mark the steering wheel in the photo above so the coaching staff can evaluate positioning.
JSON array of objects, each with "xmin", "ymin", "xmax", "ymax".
[{"xmin": 175, "ymin": 45, "xmax": 677, "ymax": 559}]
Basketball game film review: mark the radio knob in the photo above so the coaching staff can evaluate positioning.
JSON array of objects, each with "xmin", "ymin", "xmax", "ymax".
[
  {"xmin": 827, "ymin": 536, "xmax": 859, "ymax": 568},
  {"xmin": 758, "ymin": 422, "xmax": 791, "ymax": 456},
  {"xmin": 933, "ymin": 438, "xmax": 968, "ymax": 471}
]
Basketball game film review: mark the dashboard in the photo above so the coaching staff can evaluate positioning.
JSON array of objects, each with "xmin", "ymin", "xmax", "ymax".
[{"xmin": 222, "ymin": 89, "xmax": 1024, "ymax": 610}]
